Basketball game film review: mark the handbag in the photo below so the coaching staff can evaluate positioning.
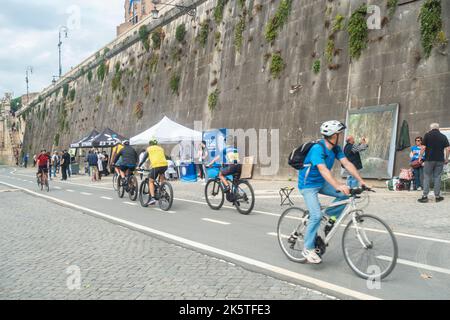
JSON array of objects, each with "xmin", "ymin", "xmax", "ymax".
[{"xmin": 410, "ymin": 159, "xmax": 423, "ymax": 169}]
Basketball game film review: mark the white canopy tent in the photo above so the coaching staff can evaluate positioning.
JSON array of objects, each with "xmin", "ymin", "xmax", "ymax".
[{"xmin": 130, "ymin": 116, "xmax": 202, "ymax": 145}]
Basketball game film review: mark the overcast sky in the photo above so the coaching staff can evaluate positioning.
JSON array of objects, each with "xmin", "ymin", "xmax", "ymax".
[{"xmin": 0, "ymin": 0, "xmax": 124, "ymax": 99}]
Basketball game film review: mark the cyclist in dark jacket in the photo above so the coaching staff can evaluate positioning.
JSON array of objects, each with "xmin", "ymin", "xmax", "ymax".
[{"xmin": 113, "ymin": 140, "xmax": 138, "ymax": 186}]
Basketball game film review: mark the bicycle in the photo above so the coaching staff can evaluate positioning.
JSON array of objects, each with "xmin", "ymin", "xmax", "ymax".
[
  {"xmin": 204, "ymin": 172, "xmax": 255, "ymax": 215},
  {"xmin": 138, "ymin": 169, "xmax": 174, "ymax": 211},
  {"xmin": 36, "ymin": 170, "xmax": 49, "ymax": 192},
  {"xmin": 112, "ymin": 170, "xmax": 119, "ymax": 191},
  {"xmin": 117, "ymin": 169, "xmax": 138, "ymax": 201},
  {"xmin": 277, "ymin": 186, "xmax": 398, "ymax": 280}
]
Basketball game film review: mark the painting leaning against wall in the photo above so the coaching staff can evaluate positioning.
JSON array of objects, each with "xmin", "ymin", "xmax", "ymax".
[{"xmin": 344, "ymin": 104, "xmax": 399, "ymax": 179}]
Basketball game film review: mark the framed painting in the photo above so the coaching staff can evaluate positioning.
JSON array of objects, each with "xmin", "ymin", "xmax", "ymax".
[{"xmin": 343, "ymin": 104, "xmax": 399, "ymax": 179}]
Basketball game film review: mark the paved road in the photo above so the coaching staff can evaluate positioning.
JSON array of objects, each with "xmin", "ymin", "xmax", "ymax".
[
  {"xmin": 0, "ymin": 183, "xmax": 331, "ymax": 300},
  {"xmin": 1, "ymin": 166, "xmax": 449, "ymax": 300}
]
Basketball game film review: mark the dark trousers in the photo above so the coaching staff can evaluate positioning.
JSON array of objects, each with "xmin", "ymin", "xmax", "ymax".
[
  {"xmin": 62, "ymin": 165, "xmax": 69, "ymax": 180},
  {"xmin": 197, "ymin": 164, "xmax": 204, "ymax": 179},
  {"xmin": 413, "ymin": 167, "xmax": 424, "ymax": 189},
  {"xmin": 423, "ymin": 161, "xmax": 444, "ymax": 197}
]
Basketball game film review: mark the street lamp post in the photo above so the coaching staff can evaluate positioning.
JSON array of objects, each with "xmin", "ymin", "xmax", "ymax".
[
  {"xmin": 58, "ymin": 26, "xmax": 69, "ymax": 78},
  {"xmin": 25, "ymin": 66, "xmax": 33, "ymax": 105},
  {"xmin": 151, "ymin": 0, "xmax": 196, "ymax": 19}
]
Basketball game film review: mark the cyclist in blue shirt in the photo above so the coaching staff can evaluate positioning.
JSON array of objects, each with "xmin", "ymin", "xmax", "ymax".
[{"xmin": 299, "ymin": 120, "xmax": 369, "ymax": 264}]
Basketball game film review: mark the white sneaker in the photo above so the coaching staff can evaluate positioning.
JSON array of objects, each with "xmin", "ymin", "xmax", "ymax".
[{"xmin": 302, "ymin": 249, "xmax": 322, "ymax": 264}]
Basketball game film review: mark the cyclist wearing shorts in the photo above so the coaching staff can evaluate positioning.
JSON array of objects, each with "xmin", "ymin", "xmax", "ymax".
[
  {"xmin": 113, "ymin": 140, "xmax": 138, "ymax": 188},
  {"xmin": 299, "ymin": 120, "xmax": 369, "ymax": 264},
  {"xmin": 207, "ymin": 137, "xmax": 241, "ymax": 193},
  {"xmin": 110, "ymin": 141, "xmax": 124, "ymax": 176},
  {"xmin": 138, "ymin": 139, "xmax": 168, "ymax": 205},
  {"xmin": 36, "ymin": 149, "xmax": 50, "ymax": 184}
]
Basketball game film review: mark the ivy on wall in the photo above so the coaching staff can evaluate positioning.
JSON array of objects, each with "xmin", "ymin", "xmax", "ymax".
[
  {"xmin": 87, "ymin": 70, "xmax": 93, "ymax": 83},
  {"xmin": 198, "ymin": 20, "xmax": 210, "ymax": 48},
  {"xmin": 62, "ymin": 83, "xmax": 69, "ymax": 98},
  {"xmin": 175, "ymin": 24, "xmax": 187, "ymax": 43},
  {"xmin": 97, "ymin": 61, "xmax": 107, "ymax": 82},
  {"xmin": 208, "ymin": 89, "xmax": 219, "ymax": 112},
  {"xmin": 387, "ymin": 0, "xmax": 398, "ymax": 18},
  {"xmin": 265, "ymin": 0, "xmax": 293, "ymax": 43},
  {"xmin": 419, "ymin": 0, "xmax": 447, "ymax": 58},
  {"xmin": 234, "ymin": 13, "xmax": 246, "ymax": 52},
  {"xmin": 214, "ymin": 0, "xmax": 228, "ymax": 24},
  {"xmin": 270, "ymin": 53, "xmax": 285, "ymax": 79},
  {"xmin": 347, "ymin": 5, "xmax": 368, "ymax": 60},
  {"xmin": 139, "ymin": 25, "xmax": 150, "ymax": 51},
  {"xmin": 312, "ymin": 60, "xmax": 321, "ymax": 74},
  {"xmin": 170, "ymin": 73, "xmax": 180, "ymax": 95},
  {"xmin": 112, "ymin": 62, "xmax": 122, "ymax": 92},
  {"xmin": 69, "ymin": 89, "xmax": 76, "ymax": 102},
  {"xmin": 152, "ymin": 27, "xmax": 164, "ymax": 49}
]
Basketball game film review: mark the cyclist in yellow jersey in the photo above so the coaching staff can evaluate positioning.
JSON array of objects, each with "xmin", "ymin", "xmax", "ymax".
[
  {"xmin": 110, "ymin": 141, "xmax": 124, "ymax": 176},
  {"xmin": 138, "ymin": 139, "xmax": 168, "ymax": 205}
]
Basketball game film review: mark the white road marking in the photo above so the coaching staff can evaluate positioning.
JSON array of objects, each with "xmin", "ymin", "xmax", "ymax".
[
  {"xmin": 53, "ymin": 186, "xmax": 62, "ymax": 190},
  {"xmin": 153, "ymin": 208, "xmax": 176, "ymax": 214},
  {"xmin": 80, "ymin": 192, "xmax": 92, "ymax": 196},
  {"xmin": 201, "ymin": 218, "xmax": 231, "ymax": 225},
  {"xmin": 66, "ymin": 189, "xmax": 75, "ymax": 192},
  {"xmin": 268, "ymin": 232, "xmax": 289, "ymax": 239},
  {"xmin": 123, "ymin": 201, "xmax": 137, "ymax": 206},
  {"xmin": 377, "ymin": 256, "xmax": 450, "ymax": 276},
  {"xmin": 0, "ymin": 180, "xmax": 379, "ymax": 300},
  {"xmin": 101, "ymin": 196, "xmax": 113, "ymax": 200}
]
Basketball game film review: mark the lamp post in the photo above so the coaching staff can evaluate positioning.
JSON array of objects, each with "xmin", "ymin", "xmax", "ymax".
[
  {"xmin": 151, "ymin": 0, "xmax": 196, "ymax": 19},
  {"xmin": 58, "ymin": 26, "xmax": 69, "ymax": 78},
  {"xmin": 25, "ymin": 66, "xmax": 33, "ymax": 105}
]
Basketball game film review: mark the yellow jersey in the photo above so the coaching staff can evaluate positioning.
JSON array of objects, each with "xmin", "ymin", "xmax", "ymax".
[
  {"xmin": 146, "ymin": 145, "xmax": 168, "ymax": 168},
  {"xmin": 113, "ymin": 144, "xmax": 124, "ymax": 155}
]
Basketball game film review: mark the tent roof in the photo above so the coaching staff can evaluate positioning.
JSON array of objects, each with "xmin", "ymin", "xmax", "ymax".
[
  {"xmin": 130, "ymin": 116, "xmax": 202, "ymax": 145},
  {"xmin": 81, "ymin": 128, "xmax": 126, "ymax": 148},
  {"xmin": 70, "ymin": 130, "xmax": 99, "ymax": 148}
]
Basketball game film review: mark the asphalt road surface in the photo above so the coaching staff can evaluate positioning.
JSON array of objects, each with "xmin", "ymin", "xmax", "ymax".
[{"xmin": 1, "ymin": 166, "xmax": 449, "ymax": 300}]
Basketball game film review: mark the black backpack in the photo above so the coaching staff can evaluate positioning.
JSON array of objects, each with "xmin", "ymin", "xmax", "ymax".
[{"xmin": 288, "ymin": 140, "xmax": 336, "ymax": 170}]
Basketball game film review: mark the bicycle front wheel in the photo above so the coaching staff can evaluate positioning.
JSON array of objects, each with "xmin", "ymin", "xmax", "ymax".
[
  {"xmin": 117, "ymin": 176, "xmax": 125, "ymax": 198},
  {"xmin": 277, "ymin": 207, "xmax": 308, "ymax": 263},
  {"xmin": 205, "ymin": 179, "xmax": 224, "ymax": 210},
  {"xmin": 342, "ymin": 214, "xmax": 398, "ymax": 280},
  {"xmin": 234, "ymin": 180, "xmax": 255, "ymax": 215},
  {"xmin": 159, "ymin": 182, "xmax": 173, "ymax": 211}
]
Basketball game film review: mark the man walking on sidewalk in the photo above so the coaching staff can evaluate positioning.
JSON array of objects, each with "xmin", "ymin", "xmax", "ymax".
[
  {"xmin": 344, "ymin": 135, "xmax": 368, "ymax": 188},
  {"xmin": 61, "ymin": 150, "xmax": 71, "ymax": 181},
  {"xmin": 418, "ymin": 123, "xmax": 450, "ymax": 203}
]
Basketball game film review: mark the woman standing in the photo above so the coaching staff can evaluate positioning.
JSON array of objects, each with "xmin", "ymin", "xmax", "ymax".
[{"xmin": 410, "ymin": 136, "xmax": 425, "ymax": 191}]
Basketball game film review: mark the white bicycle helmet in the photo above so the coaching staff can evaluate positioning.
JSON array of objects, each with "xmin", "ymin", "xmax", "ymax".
[{"xmin": 320, "ymin": 120, "xmax": 346, "ymax": 137}]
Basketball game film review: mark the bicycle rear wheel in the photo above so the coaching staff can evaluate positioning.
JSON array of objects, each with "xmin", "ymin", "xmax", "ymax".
[
  {"xmin": 117, "ymin": 176, "xmax": 125, "ymax": 198},
  {"xmin": 128, "ymin": 176, "xmax": 138, "ymax": 201},
  {"xmin": 342, "ymin": 214, "xmax": 398, "ymax": 280},
  {"xmin": 45, "ymin": 179, "xmax": 49, "ymax": 192},
  {"xmin": 159, "ymin": 182, "xmax": 173, "ymax": 211},
  {"xmin": 139, "ymin": 179, "xmax": 150, "ymax": 207},
  {"xmin": 277, "ymin": 207, "xmax": 308, "ymax": 263},
  {"xmin": 234, "ymin": 180, "xmax": 255, "ymax": 215},
  {"xmin": 113, "ymin": 173, "xmax": 118, "ymax": 191},
  {"xmin": 205, "ymin": 179, "xmax": 224, "ymax": 210}
]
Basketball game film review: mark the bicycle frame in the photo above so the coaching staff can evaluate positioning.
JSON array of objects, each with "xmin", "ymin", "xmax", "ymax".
[{"xmin": 320, "ymin": 196, "xmax": 371, "ymax": 249}]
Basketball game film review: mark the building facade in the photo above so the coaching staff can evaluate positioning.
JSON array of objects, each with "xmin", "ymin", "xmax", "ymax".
[{"xmin": 117, "ymin": 0, "xmax": 155, "ymax": 36}]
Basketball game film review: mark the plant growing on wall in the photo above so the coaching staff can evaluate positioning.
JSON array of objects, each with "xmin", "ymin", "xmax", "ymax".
[
  {"xmin": 169, "ymin": 73, "xmax": 180, "ymax": 95},
  {"xmin": 312, "ymin": 60, "xmax": 321, "ymax": 74},
  {"xmin": 419, "ymin": 0, "xmax": 445, "ymax": 58},
  {"xmin": 95, "ymin": 95, "xmax": 101, "ymax": 104},
  {"xmin": 264, "ymin": 0, "xmax": 293, "ymax": 43},
  {"xmin": 54, "ymin": 133, "xmax": 60, "ymax": 146},
  {"xmin": 149, "ymin": 54, "xmax": 159, "ymax": 73},
  {"xmin": 387, "ymin": 0, "xmax": 398, "ymax": 18},
  {"xmin": 139, "ymin": 25, "xmax": 150, "ymax": 51},
  {"xmin": 234, "ymin": 14, "xmax": 246, "ymax": 52},
  {"xmin": 347, "ymin": 5, "xmax": 368, "ymax": 60},
  {"xmin": 87, "ymin": 70, "xmax": 93, "ymax": 83},
  {"xmin": 63, "ymin": 83, "xmax": 69, "ymax": 98},
  {"xmin": 270, "ymin": 53, "xmax": 285, "ymax": 79},
  {"xmin": 208, "ymin": 89, "xmax": 219, "ymax": 112},
  {"xmin": 238, "ymin": 0, "xmax": 246, "ymax": 10},
  {"xmin": 325, "ymin": 39, "xmax": 335, "ymax": 64},
  {"xmin": 332, "ymin": 14, "xmax": 345, "ymax": 33},
  {"xmin": 198, "ymin": 20, "xmax": 210, "ymax": 48},
  {"xmin": 176, "ymin": 24, "xmax": 187, "ymax": 43},
  {"xmin": 97, "ymin": 61, "xmax": 107, "ymax": 82},
  {"xmin": 214, "ymin": 0, "xmax": 228, "ymax": 24},
  {"xmin": 69, "ymin": 89, "xmax": 76, "ymax": 102},
  {"xmin": 112, "ymin": 63, "xmax": 122, "ymax": 92},
  {"xmin": 133, "ymin": 101, "xmax": 144, "ymax": 120},
  {"xmin": 152, "ymin": 27, "xmax": 164, "ymax": 49}
]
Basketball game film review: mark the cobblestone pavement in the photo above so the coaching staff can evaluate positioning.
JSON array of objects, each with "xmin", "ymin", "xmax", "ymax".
[{"xmin": 0, "ymin": 186, "xmax": 334, "ymax": 300}]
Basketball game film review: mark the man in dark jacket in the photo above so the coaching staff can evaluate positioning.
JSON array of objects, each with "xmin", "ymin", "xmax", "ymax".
[
  {"xmin": 61, "ymin": 150, "xmax": 71, "ymax": 181},
  {"xmin": 344, "ymin": 136, "xmax": 368, "ymax": 188},
  {"xmin": 113, "ymin": 140, "xmax": 138, "ymax": 188},
  {"xmin": 418, "ymin": 123, "xmax": 450, "ymax": 203},
  {"xmin": 87, "ymin": 149, "xmax": 99, "ymax": 182}
]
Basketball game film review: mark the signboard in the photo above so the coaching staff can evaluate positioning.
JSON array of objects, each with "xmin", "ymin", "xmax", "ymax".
[{"xmin": 203, "ymin": 128, "xmax": 227, "ymax": 167}]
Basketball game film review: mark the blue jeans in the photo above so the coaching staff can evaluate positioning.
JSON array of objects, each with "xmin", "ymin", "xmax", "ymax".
[
  {"xmin": 300, "ymin": 182, "xmax": 349, "ymax": 250},
  {"xmin": 413, "ymin": 167, "xmax": 423, "ymax": 189},
  {"xmin": 347, "ymin": 174, "xmax": 359, "ymax": 189}
]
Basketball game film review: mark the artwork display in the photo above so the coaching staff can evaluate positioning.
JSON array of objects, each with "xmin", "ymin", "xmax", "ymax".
[{"xmin": 344, "ymin": 104, "xmax": 399, "ymax": 179}]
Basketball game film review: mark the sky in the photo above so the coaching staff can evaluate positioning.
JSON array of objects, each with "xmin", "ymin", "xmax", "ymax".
[{"xmin": 0, "ymin": 0, "xmax": 125, "ymax": 99}]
